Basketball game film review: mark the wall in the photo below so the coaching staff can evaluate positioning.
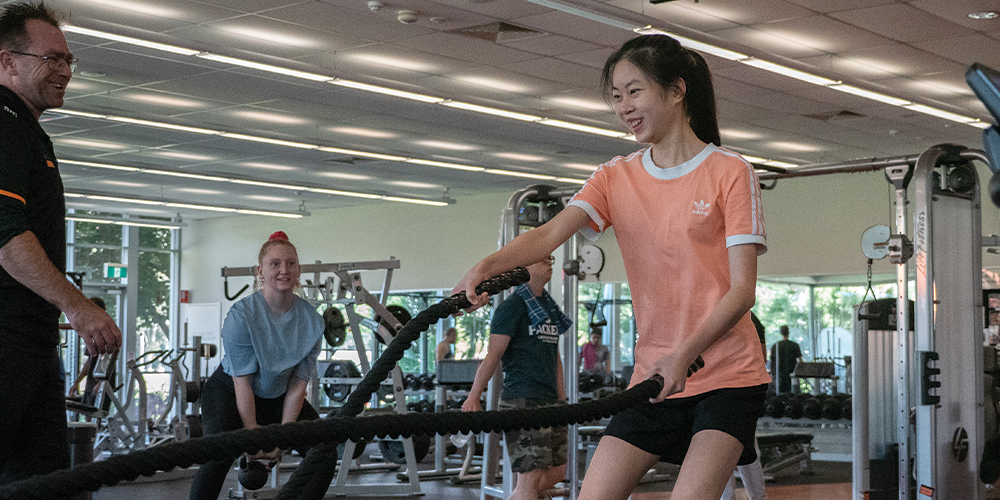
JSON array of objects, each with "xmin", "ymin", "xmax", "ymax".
[{"xmin": 182, "ymin": 166, "xmax": 1000, "ymax": 311}]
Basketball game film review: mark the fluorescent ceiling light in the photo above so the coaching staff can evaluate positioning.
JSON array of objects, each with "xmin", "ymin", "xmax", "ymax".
[
  {"xmin": 740, "ymin": 59, "xmax": 839, "ymax": 86},
  {"xmin": 330, "ymin": 79, "xmax": 444, "ymax": 103},
  {"xmin": 66, "ymin": 214, "xmax": 183, "ymax": 229},
  {"xmin": 441, "ymin": 101, "xmax": 541, "ymax": 121},
  {"xmin": 70, "ymin": 193, "xmax": 304, "ymax": 218},
  {"xmin": 62, "ymin": 157, "xmax": 450, "ymax": 207},
  {"xmin": 218, "ymin": 133, "xmax": 318, "ymax": 149},
  {"xmin": 147, "ymin": 170, "xmax": 229, "ymax": 182},
  {"xmin": 455, "ymin": 76, "xmax": 530, "ymax": 94},
  {"xmin": 970, "ymin": 121, "xmax": 992, "ymax": 129},
  {"xmin": 230, "ymin": 179, "xmax": 308, "ymax": 191},
  {"xmin": 48, "ymin": 109, "xmax": 106, "ymax": 119},
  {"xmin": 537, "ymin": 119, "xmax": 628, "ymax": 137},
  {"xmin": 163, "ymin": 203, "xmax": 235, "ymax": 212},
  {"xmin": 328, "ymin": 127, "xmax": 397, "ymax": 139},
  {"xmin": 231, "ymin": 110, "xmax": 309, "ymax": 125},
  {"xmin": 548, "ymin": 97, "xmax": 608, "ymax": 112},
  {"xmin": 62, "ymin": 25, "xmax": 200, "ymax": 55},
  {"xmin": 484, "ymin": 169, "xmax": 557, "ymax": 180},
  {"xmin": 405, "ymin": 159, "xmax": 485, "ymax": 172},
  {"xmin": 87, "ymin": 195, "xmax": 164, "ymax": 205},
  {"xmin": 113, "ymin": 220, "xmax": 179, "ymax": 229},
  {"xmin": 235, "ymin": 209, "xmax": 303, "ymax": 218},
  {"xmin": 66, "ymin": 216, "xmax": 113, "ymax": 224},
  {"xmin": 381, "ymin": 197, "xmax": 449, "ymax": 206},
  {"xmin": 555, "ymin": 177, "xmax": 587, "ymax": 185},
  {"xmin": 221, "ymin": 27, "xmax": 319, "ymax": 48},
  {"xmin": 828, "ymin": 84, "xmax": 911, "ymax": 106},
  {"xmin": 634, "ymin": 27, "xmax": 748, "ymax": 61},
  {"xmin": 107, "ymin": 116, "xmax": 221, "ymax": 135},
  {"xmin": 308, "ymin": 188, "xmax": 382, "ymax": 199},
  {"xmin": 316, "ymin": 147, "xmax": 408, "ymax": 162},
  {"xmin": 494, "ymin": 152, "xmax": 547, "ymax": 162},
  {"xmin": 196, "ymin": 53, "xmax": 333, "ymax": 82},
  {"xmin": 902, "ymin": 104, "xmax": 978, "ymax": 124},
  {"xmin": 126, "ymin": 93, "xmax": 205, "ymax": 108},
  {"xmin": 415, "ymin": 140, "xmax": 480, "ymax": 151},
  {"xmin": 61, "ymin": 159, "xmax": 139, "ymax": 172}
]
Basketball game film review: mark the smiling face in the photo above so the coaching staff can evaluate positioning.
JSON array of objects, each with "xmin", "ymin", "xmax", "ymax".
[
  {"xmin": 610, "ymin": 60, "xmax": 685, "ymax": 146},
  {"xmin": 0, "ymin": 19, "xmax": 72, "ymax": 118},
  {"xmin": 258, "ymin": 243, "xmax": 300, "ymax": 294}
]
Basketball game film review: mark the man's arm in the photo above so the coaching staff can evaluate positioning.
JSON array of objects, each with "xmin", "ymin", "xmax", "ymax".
[
  {"xmin": 555, "ymin": 348, "xmax": 565, "ymax": 401},
  {"xmin": 462, "ymin": 334, "xmax": 511, "ymax": 412},
  {"xmin": 0, "ymin": 231, "xmax": 121, "ymax": 355}
]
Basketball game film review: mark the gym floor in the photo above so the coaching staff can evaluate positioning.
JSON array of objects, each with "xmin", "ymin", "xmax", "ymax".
[{"xmin": 89, "ymin": 451, "xmax": 857, "ymax": 500}]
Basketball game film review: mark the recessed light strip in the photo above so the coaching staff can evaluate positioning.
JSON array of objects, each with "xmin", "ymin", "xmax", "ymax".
[
  {"xmin": 67, "ymin": 191, "xmax": 304, "ymax": 218},
  {"xmin": 633, "ymin": 26, "xmax": 988, "ymax": 129},
  {"xmin": 54, "ymin": 112, "xmax": 583, "ymax": 184},
  {"xmin": 66, "ymin": 214, "xmax": 184, "ymax": 229},
  {"xmin": 61, "ymin": 25, "xmax": 627, "ymax": 139},
  {"xmin": 59, "ymin": 159, "xmax": 454, "ymax": 206}
]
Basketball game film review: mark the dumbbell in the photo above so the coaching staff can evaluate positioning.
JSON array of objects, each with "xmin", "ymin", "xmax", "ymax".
[
  {"xmin": 238, "ymin": 455, "xmax": 269, "ymax": 490},
  {"xmin": 764, "ymin": 395, "xmax": 785, "ymax": 418},
  {"xmin": 802, "ymin": 396, "xmax": 822, "ymax": 419},
  {"xmin": 841, "ymin": 397, "xmax": 852, "ymax": 420},
  {"xmin": 821, "ymin": 398, "xmax": 843, "ymax": 420},
  {"xmin": 784, "ymin": 397, "xmax": 804, "ymax": 419},
  {"xmin": 422, "ymin": 374, "xmax": 437, "ymax": 391}
]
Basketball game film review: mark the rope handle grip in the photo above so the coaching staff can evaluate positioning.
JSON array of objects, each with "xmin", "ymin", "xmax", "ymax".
[
  {"xmin": 443, "ymin": 267, "xmax": 531, "ymax": 311},
  {"xmin": 639, "ymin": 354, "xmax": 705, "ymax": 396}
]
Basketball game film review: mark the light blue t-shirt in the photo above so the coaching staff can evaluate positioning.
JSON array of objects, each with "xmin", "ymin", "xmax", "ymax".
[{"xmin": 221, "ymin": 290, "xmax": 323, "ymax": 398}]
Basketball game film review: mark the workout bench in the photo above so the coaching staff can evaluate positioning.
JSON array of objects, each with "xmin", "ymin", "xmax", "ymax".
[{"xmin": 756, "ymin": 432, "xmax": 815, "ymax": 476}]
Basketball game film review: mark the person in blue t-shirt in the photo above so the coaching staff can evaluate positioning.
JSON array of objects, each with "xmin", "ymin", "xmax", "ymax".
[
  {"xmin": 463, "ymin": 255, "xmax": 572, "ymax": 500},
  {"xmin": 189, "ymin": 231, "xmax": 323, "ymax": 500}
]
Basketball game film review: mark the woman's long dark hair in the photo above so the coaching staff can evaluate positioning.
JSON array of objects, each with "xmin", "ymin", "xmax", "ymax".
[{"xmin": 601, "ymin": 34, "xmax": 721, "ymax": 147}]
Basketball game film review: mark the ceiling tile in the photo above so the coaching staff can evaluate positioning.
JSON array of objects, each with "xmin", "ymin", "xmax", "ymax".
[{"xmin": 830, "ymin": 3, "xmax": 971, "ymax": 43}]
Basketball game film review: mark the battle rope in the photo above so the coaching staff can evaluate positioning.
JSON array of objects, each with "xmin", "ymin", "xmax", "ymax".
[
  {"xmin": 0, "ymin": 379, "xmax": 663, "ymax": 500},
  {"xmin": 277, "ymin": 267, "xmax": 530, "ymax": 500},
  {"xmin": 0, "ymin": 267, "xmax": 665, "ymax": 500}
]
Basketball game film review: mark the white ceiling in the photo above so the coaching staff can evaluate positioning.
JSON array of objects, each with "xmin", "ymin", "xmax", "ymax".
[{"xmin": 16, "ymin": 0, "xmax": 1000, "ymax": 220}]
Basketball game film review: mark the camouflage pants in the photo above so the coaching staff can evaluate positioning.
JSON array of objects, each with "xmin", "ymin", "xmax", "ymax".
[{"xmin": 499, "ymin": 398, "xmax": 568, "ymax": 473}]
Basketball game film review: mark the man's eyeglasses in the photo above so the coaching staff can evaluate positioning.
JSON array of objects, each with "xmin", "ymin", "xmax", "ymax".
[{"xmin": 9, "ymin": 50, "xmax": 78, "ymax": 73}]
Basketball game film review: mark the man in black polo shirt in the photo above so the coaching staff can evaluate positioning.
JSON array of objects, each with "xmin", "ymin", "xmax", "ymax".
[{"xmin": 0, "ymin": 2, "xmax": 121, "ymax": 484}]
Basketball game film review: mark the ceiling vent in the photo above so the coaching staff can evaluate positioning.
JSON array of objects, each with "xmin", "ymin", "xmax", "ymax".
[
  {"xmin": 804, "ymin": 110, "xmax": 866, "ymax": 122},
  {"xmin": 450, "ymin": 22, "xmax": 547, "ymax": 43}
]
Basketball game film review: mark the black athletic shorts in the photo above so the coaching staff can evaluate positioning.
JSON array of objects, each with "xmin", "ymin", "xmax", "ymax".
[{"xmin": 603, "ymin": 384, "xmax": 767, "ymax": 465}]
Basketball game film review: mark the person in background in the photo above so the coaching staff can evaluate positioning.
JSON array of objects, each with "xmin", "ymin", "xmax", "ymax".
[
  {"xmin": 0, "ymin": 2, "xmax": 121, "ymax": 484},
  {"xmin": 769, "ymin": 325, "xmax": 801, "ymax": 394},
  {"xmin": 436, "ymin": 327, "xmax": 458, "ymax": 362},
  {"xmin": 580, "ymin": 327, "xmax": 611, "ymax": 377},
  {"xmin": 462, "ymin": 255, "xmax": 571, "ymax": 500},
  {"xmin": 189, "ymin": 231, "xmax": 323, "ymax": 500},
  {"xmin": 721, "ymin": 312, "xmax": 769, "ymax": 500}
]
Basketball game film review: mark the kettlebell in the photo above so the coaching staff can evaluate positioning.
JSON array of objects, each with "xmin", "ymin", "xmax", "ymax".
[{"xmin": 238, "ymin": 454, "xmax": 269, "ymax": 490}]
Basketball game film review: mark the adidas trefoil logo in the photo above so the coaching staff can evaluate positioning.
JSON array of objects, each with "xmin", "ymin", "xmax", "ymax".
[{"xmin": 692, "ymin": 199, "xmax": 710, "ymax": 216}]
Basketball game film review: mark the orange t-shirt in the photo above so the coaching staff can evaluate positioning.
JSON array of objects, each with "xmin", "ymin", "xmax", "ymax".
[{"xmin": 568, "ymin": 144, "xmax": 770, "ymax": 398}]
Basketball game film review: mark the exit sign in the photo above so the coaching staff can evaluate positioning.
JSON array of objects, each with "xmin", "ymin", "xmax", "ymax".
[{"xmin": 103, "ymin": 263, "xmax": 127, "ymax": 279}]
